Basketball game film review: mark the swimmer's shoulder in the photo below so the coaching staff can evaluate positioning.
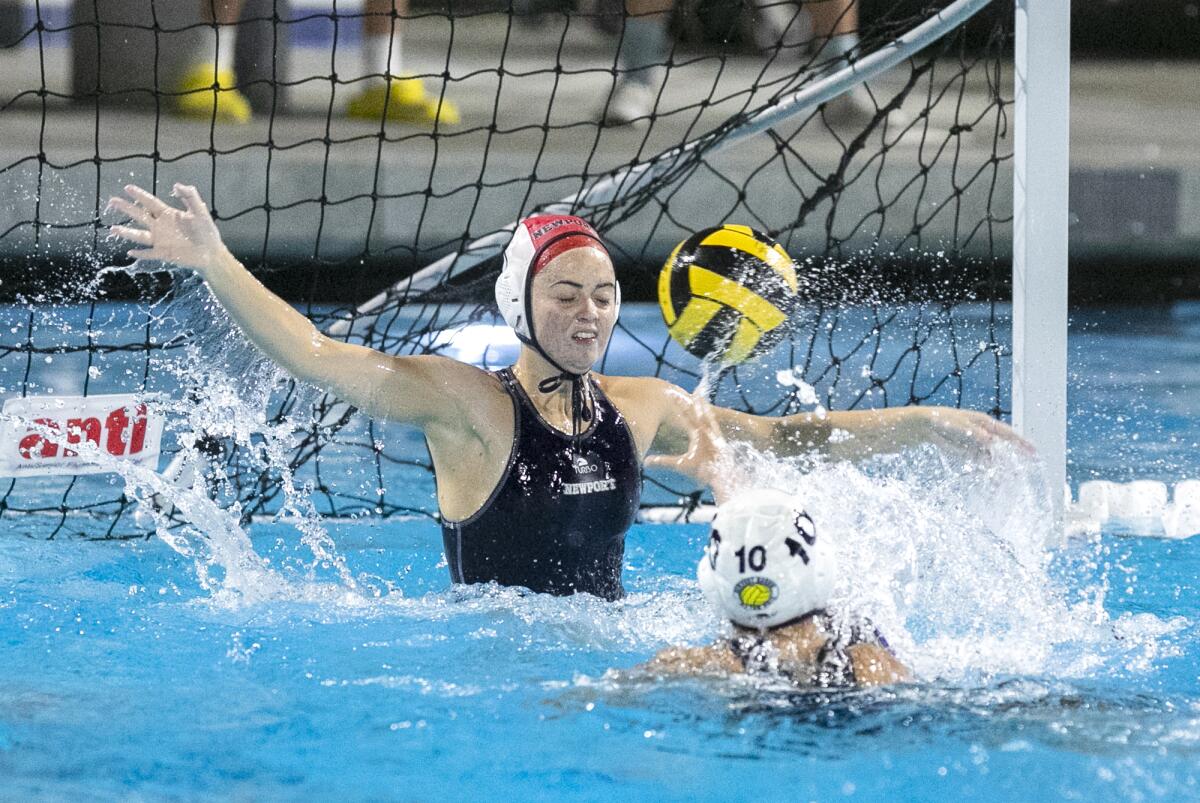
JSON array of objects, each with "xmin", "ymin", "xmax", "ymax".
[
  {"xmin": 407, "ymin": 354, "xmax": 509, "ymax": 396},
  {"xmin": 594, "ymin": 373, "xmax": 687, "ymax": 411},
  {"xmin": 346, "ymin": 352, "xmax": 506, "ymax": 428},
  {"xmin": 593, "ymin": 374, "xmax": 689, "ymax": 452},
  {"xmin": 846, "ymin": 643, "xmax": 910, "ymax": 686},
  {"xmin": 406, "ymin": 355, "xmax": 512, "ymax": 434},
  {"xmin": 813, "ymin": 612, "xmax": 911, "ymax": 687},
  {"xmin": 644, "ymin": 643, "xmax": 744, "ymax": 676}
]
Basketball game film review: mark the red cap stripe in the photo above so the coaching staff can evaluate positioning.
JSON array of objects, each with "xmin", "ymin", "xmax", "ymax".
[
  {"xmin": 532, "ymin": 233, "xmax": 607, "ymax": 275},
  {"xmin": 518, "ymin": 213, "xmax": 608, "ymax": 275}
]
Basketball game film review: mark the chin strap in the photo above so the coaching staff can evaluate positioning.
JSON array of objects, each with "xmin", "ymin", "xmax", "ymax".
[
  {"xmin": 518, "ymin": 333, "xmax": 594, "ymax": 448},
  {"xmin": 537, "ymin": 369, "xmax": 594, "ymax": 446}
]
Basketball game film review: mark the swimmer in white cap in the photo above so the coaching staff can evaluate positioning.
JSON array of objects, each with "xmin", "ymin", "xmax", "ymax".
[{"xmin": 647, "ymin": 488, "xmax": 909, "ymax": 687}]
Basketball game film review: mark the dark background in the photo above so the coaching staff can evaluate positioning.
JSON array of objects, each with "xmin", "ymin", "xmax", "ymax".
[
  {"xmin": 1, "ymin": 1, "xmax": 1197, "ymax": 59},
  {"xmin": 0, "ymin": 0, "xmax": 1196, "ymax": 304},
  {"xmin": 884, "ymin": 0, "xmax": 1198, "ymax": 58}
]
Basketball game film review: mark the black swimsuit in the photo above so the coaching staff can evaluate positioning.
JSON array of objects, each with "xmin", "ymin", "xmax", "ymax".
[
  {"xmin": 730, "ymin": 610, "xmax": 892, "ymax": 687},
  {"xmin": 440, "ymin": 368, "xmax": 641, "ymax": 600}
]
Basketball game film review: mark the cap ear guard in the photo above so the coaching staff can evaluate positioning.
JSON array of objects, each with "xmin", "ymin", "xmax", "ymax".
[
  {"xmin": 496, "ymin": 223, "xmax": 535, "ymax": 341},
  {"xmin": 494, "ymin": 261, "xmax": 530, "ymax": 341}
]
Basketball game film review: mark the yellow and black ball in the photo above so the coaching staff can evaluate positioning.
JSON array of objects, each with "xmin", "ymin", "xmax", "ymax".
[{"xmin": 658, "ymin": 225, "xmax": 799, "ymax": 366}]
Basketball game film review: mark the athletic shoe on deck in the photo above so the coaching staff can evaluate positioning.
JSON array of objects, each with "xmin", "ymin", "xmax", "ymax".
[
  {"xmin": 601, "ymin": 77, "xmax": 655, "ymax": 126},
  {"xmin": 345, "ymin": 78, "xmax": 460, "ymax": 126},
  {"xmin": 174, "ymin": 64, "xmax": 252, "ymax": 123}
]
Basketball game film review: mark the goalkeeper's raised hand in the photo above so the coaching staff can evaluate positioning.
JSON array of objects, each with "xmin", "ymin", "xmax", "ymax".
[{"xmin": 108, "ymin": 183, "xmax": 230, "ymax": 275}]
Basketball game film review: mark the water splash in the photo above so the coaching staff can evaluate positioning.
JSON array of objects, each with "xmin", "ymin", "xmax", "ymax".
[
  {"xmin": 132, "ymin": 274, "xmax": 394, "ymax": 607},
  {"xmin": 4, "ymin": 269, "xmax": 381, "ymax": 608},
  {"xmin": 706, "ymin": 438, "xmax": 1183, "ymax": 682},
  {"xmin": 6, "ymin": 268, "xmax": 1184, "ymax": 681}
]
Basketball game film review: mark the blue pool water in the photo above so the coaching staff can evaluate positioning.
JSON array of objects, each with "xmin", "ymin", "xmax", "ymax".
[{"xmin": 2, "ymin": 301, "xmax": 1200, "ymax": 800}]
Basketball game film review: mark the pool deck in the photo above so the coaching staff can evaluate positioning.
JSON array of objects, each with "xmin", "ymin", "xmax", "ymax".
[{"xmin": 0, "ymin": 16, "xmax": 1197, "ymax": 276}]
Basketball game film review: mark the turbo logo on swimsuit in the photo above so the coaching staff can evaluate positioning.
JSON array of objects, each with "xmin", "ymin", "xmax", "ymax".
[{"xmin": 561, "ymin": 449, "xmax": 617, "ymax": 496}]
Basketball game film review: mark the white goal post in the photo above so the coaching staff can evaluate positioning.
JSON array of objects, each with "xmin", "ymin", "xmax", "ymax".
[{"xmin": 1013, "ymin": 0, "xmax": 1070, "ymax": 522}]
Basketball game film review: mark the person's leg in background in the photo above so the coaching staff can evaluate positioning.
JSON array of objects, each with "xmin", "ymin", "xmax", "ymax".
[
  {"xmin": 176, "ymin": 0, "xmax": 252, "ymax": 123},
  {"xmin": 346, "ymin": 0, "xmax": 460, "ymax": 125},
  {"xmin": 602, "ymin": 0, "xmax": 674, "ymax": 125},
  {"xmin": 808, "ymin": 0, "xmax": 887, "ymax": 125},
  {"xmin": 751, "ymin": 0, "xmax": 884, "ymax": 127},
  {"xmin": 750, "ymin": 0, "xmax": 810, "ymax": 55},
  {"xmin": 807, "ymin": 0, "xmax": 857, "ymax": 64}
]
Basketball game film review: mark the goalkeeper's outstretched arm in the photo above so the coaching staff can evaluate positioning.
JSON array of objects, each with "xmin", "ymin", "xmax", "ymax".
[
  {"xmin": 715, "ymin": 405, "xmax": 1034, "ymax": 464},
  {"xmin": 643, "ymin": 379, "xmax": 1033, "ymax": 494},
  {"xmin": 107, "ymin": 184, "xmax": 482, "ymax": 428}
]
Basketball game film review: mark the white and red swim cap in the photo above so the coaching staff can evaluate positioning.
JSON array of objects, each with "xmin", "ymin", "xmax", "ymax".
[{"xmin": 495, "ymin": 213, "xmax": 616, "ymax": 343}]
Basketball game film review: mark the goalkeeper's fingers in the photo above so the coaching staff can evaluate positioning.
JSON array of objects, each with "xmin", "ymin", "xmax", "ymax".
[
  {"xmin": 124, "ymin": 184, "xmax": 171, "ymax": 216},
  {"xmin": 107, "ymin": 196, "xmax": 154, "ymax": 227},
  {"xmin": 110, "ymin": 224, "xmax": 152, "ymax": 246},
  {"xmin": 172, "ymin": 183, "xmax": 209, "ymax": 217}
]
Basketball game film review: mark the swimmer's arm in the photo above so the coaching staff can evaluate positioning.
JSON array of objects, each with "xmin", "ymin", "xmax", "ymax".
[
  {"xmin": 643, "ymin": 382, "xmax": 701, "ymax": 456},
  {"xmin": 846, "ymin": 643, "xmax": 911, "ymax": 686},
  {"xmin": 107, "ymin": 184, "xmax": 477, "ymax": 426},
  {"xmin": 644, "ymin": 645, "xmax": 744, "ymax": 676},
  {"xmin": 714, "ymin": 406, "xmax": 1032, "ymax": 462},
  {"xmin": 637, "ymin": 379, "xmax": 742, "ymax": 502}
]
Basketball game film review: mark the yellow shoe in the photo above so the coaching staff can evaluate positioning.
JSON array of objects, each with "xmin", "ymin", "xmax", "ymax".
[
  {"xmin": 174, "ymin": 64, "xmax": 252, "ymax": 124},
  {"xmin": 346, "ymin": 78, "xmax": 460, "ymax": 126}
]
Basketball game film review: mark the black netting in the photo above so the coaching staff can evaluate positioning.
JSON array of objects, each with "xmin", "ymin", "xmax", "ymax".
[{"xmin": 0, "ymin": 0, "xmax": 1011, "ymax": 538}]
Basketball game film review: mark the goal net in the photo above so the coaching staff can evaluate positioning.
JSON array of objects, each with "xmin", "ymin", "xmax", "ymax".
[{"xmin": 0, "ymin": 0, "xmax": 1012, "ymax": 538}]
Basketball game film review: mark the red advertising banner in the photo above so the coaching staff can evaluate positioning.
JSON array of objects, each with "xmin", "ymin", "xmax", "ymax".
[{"xmin": 0, "ymin": 394, "xmax": 165, "ymax": 478}]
